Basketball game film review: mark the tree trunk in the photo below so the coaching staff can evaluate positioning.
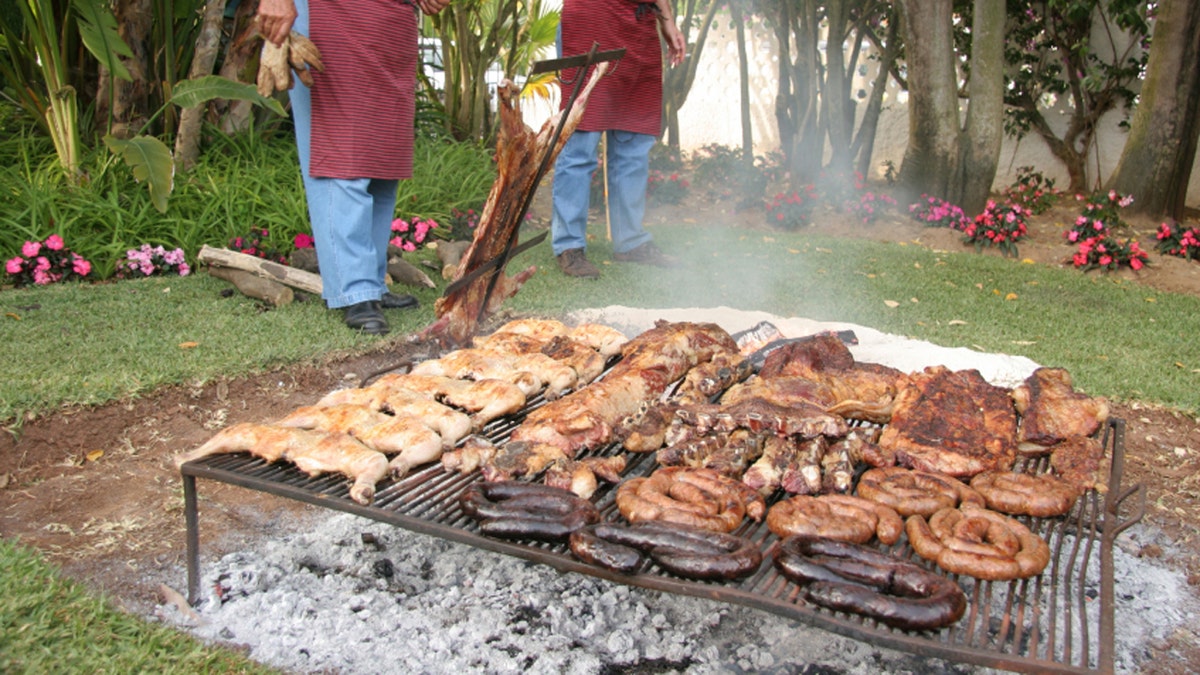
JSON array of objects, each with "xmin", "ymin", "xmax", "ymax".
[
  {"xmin": 896, "ymin": 0, "xmax": 960, "ymax": 202},
  {"xmin": 174, "ymin": 0, "xmax": 228, "ymax": 173},
  {"xmin": 821, "ymin": 0, "xmax": 853, "ymax": 176},
  {"xmin": 956, "ymin": 0, "xmax": 1005, "ymax": 214},
  {"xmin": 732, "ymin": 1, "xmax": 753, "ymax": 168},
  {"xmin": 105, "ymin": 0, "xmax": 154, "ymax": 137},
  {"xmin": 852, "ymin": 9, "xmax": 900, "ymax": 178},
  {"xmin": 1106, "ymin": 0, "xmax": 1200, "ymax": 221},
  {"xmin": 787, "ymin": 1, "xmax": 822, "ymax": 186},
  {"xmin": 217, "ymin": 3, "xmax": 262, "ymax": 135},
  {"xmin": 662, "ymin": 0, "xmax": 719, "ymax": 151}
]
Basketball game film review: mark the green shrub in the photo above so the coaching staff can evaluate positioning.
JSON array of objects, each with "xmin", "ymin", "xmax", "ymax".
[{"xmin": 0, "ymin": 110, "xmax": 495, "ymax": 280}]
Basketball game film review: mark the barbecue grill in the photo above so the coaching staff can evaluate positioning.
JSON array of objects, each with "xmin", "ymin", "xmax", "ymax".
[{"xmin": 180, "ymin": 377, "xmax": 1143, "ymax": 674}]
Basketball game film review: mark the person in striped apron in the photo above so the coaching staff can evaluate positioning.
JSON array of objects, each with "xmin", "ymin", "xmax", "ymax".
[
  {"xmin": 257, "ymin": 0, "xmax": 449, "ymax": 334},
  {"xmin": 551, "ymin": 0, "xmax": 687, "ymax": 279}
]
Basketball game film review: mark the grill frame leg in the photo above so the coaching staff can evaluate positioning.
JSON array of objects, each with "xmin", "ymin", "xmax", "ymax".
[{"xmin": 184, "ymin": 472, "xmax": 200, "ymax": 606}]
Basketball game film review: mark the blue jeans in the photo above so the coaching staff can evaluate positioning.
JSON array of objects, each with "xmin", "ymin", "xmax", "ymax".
[
  {"xmin": 551, "ymin": 129, "xmax": 655, "ymax": 256},
  {"xmin": 290, "ymin": 0, "xmax": 395, "ymax": 309}
]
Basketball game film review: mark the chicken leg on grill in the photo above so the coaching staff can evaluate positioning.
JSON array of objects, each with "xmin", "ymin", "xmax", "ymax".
[{"xmin": 175, "ymin": 422, "xmax": 390, "ymax": 505}]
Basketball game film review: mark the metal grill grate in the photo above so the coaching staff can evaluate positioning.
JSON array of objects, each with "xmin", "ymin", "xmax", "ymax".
[{"xmin": 181, "ymin": 414, "xmax": 1143, "ymax": 674}]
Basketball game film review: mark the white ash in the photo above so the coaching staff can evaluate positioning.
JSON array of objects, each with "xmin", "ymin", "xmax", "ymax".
[
  {"xmin": 157, "ymin": 308, "xmax": 1198, "ymax": 673},
  {"xmin": 172, "ymin": 510, "xmax": 974, "ymax": 674},
  {"xmin": 163, "ymin": 509, "xmax": 1197, "ymax": 675}
]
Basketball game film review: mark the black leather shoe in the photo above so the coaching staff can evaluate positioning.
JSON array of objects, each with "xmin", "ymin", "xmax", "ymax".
[
  {"xmin": 343, "ymin": 301, "xmax": 389, "ymax": 335},
  {"xmin": 380, "ymin": 291, "xmax": 419, "ymax": 310}
]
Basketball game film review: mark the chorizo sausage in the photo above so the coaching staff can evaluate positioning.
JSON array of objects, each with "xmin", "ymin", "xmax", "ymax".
[
  {"xmin": 773, "ymin": 535, "xmax": 967, "ymax": 631},
  {"xmin": 969, "ymin": 471, "xmax": 1080, "ymax": 518}
]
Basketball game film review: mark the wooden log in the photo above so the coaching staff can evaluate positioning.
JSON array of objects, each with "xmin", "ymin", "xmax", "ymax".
[
  {"xmin": 387, "ymin": 256, "xmax": 437, "ymax": 289},
  {"xmin": 208, "ymin": 265, "xmax": 295, "ymax": 306},
  {"xmin": 198, "ymin": 245, "xmax": 323, "ymax": 295},
  {"xmin": 435, "ymin": 240, "xmax": 471, "ymax": 279}
]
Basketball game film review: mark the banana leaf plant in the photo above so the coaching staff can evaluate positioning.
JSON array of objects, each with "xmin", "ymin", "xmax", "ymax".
[
  {"xmin": 0, "ymin": 0, "xmax": 134, "ymax": 179},
  {"xmin": 104, "ymin": 75, "xmax": 286, "ymax": 212}
]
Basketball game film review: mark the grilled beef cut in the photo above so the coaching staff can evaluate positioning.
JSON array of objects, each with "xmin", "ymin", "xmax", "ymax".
[
  {"xmin": 755, "ymin": 335, "xmax": 908, "ymax": 423},
  {"xmin": 878, "ymin": 366, "xmax": 1017, "ymax": 478},
  {"xmin": 1050, "ymin": 435, "xmax": 1110, "ymax": 494},
  {"xmin": 1012, "ymin": 367, "xmax": 1110, "ymax": 448}
]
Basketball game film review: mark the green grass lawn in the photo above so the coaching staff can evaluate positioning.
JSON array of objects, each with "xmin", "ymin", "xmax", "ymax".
[{"xmin": 3, "ymin": 222, "xmax": 1198, "ymax": 425}]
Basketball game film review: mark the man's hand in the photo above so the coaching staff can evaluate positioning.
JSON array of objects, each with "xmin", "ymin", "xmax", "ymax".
[
  {"xmin": 654, "ymin": 0, "xmax": 686, "ymax": 66},
  {"xmin": 416, "ymin": 0, "xmax": 451, "ymax": 15},
  {"xmin": 257, "ymin": 0, "xmax": 298, "ymax": 46}
]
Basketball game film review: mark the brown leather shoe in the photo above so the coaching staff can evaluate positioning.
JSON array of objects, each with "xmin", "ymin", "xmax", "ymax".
[
  {"xmin": 557, "ymin": 248, "xmax": 600, "ymax": 278},
  {"xmin": 612, "ymin": 241, "xmax": 677, "ymax": 267}
]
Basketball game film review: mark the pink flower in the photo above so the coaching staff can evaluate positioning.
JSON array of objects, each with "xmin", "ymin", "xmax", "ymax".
[
  {"xmin": 179, "ymin": 263, "xmax": 191, "ymax": 276},
  {"xmin": 35, "ymin": 256, "xmax": 51, "ymax": 272},
  {"xmin": 22, "ymin": 240, "xmax": 41, "ymax": 257},
  {"xmin": 72, "ymin": 258, "xmax": 91, "ymax": 276},
  {"xmin": 5, "ymin": 257, "xmax": 22, "ymax": 274},
  {"xmin": 1130, "ymin": 258, "xmax": 1143, "ymax": 271},
  {"xmin": 1099, "ymin": 255, "xmax": 1113, "ymax": 266},
  {"xmin": 33, "ymin": 269, "xmax": 51, "ymax": 285},
  {"xmin": 45, "ymin": 234, "xmax": 64, "ymax": 251},
  {"xmin": 391, "ymin": 218, "xmax": 410, "ymax": 233}
]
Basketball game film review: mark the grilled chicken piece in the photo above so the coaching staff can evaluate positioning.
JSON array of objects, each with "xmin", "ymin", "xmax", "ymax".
[
  {"xmin": 507, "ymin": 322, "xmax": 741, "ymax": 461},
  {"xmin": 568, "ymin": 322, "xmax": 628, "ymax": 357},
  {"xmin": 412, "ymin": 348, "xmax": 543, "ymax": 396},
  {"xmin": 277, "ymin": 403, "xmax": 443, "ymax": 469},
  {"xmin": 372, "ymin": 373, "xmax": 526, "ymax": 428},
  {"xmin": 485, "ymin": 318, "xmax": 628, "ymax": 357},
  {"xmin": 175, "ymin": 423, "xmax": 389, "ymax": 505},
  {"xmin": 489, "ymin": 318, "xmax": 570, "ymax": 342},
  {"xmin": 439, "ymin": 436, "xmax": 498, "ymax": 474},
  {"xmin": 474, "ymin": 330, "xmax": 600, "ymax": 389},
  {"xmin": 505, "ymin": 352, "xmax": 578, "ymax": 398},
  {"xmin": 878, "ymin": 366, "xmax": 1017, "ymax": 478},
  {"xmin": 1012, "ymin": 367, "xmax": 1110, "ymax": 449},
  {"xmin": 540, "ymin": 335, "xmax": 607, "ymax": 384},
  {"xmin": 318, "ymin": 385, "xmax": 472, "ymax": 446},
  {"xmin": 473, "ymin": 329, "xmax": 548, "ymax": 355}
]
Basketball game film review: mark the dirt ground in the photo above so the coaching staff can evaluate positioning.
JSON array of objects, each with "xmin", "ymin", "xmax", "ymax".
[{"xmin": 2, "ymin": 192, "xmax": 1199, "ymax": 668}]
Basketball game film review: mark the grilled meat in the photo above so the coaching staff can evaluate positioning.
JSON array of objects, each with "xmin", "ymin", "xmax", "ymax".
[
  {"xmin": 411, "ymin": 348, "xmax": 543, "ymax": 396},
  {"xmin": 373, "ymin": 373, "xmax": 526, "ymax": 428},
  {"xmin": 878, "ymin": 366, "xmax": 1017, "ymax": 478},
  {"xmin": 1050, "ymin": 435, "xmax": 1110, "ymax": 494},
  {"xmin": 175, "ymin": 422, "xmax": 389, "ymax": 505},
  {"xmin": 1012, "ymin": 367, "xmax": 1110, "ymax": 449},
  {"xmin": 277, "ymin": 403, "xmax": 443, "ymax": 465},
  {"xmin": 754, "ymin": 334, "xmax": 907, "ymax": 423}
]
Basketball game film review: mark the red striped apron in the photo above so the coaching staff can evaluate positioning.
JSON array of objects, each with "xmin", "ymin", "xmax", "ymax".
[{"xmin": 307, "ymin": 0, "xmax": 417, "ymax": 179}]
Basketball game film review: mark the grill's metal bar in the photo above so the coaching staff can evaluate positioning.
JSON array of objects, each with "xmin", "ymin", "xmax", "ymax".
[{"xmin": 181, "ymin": 417, "xmax": 1140, "ymax": 674}]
